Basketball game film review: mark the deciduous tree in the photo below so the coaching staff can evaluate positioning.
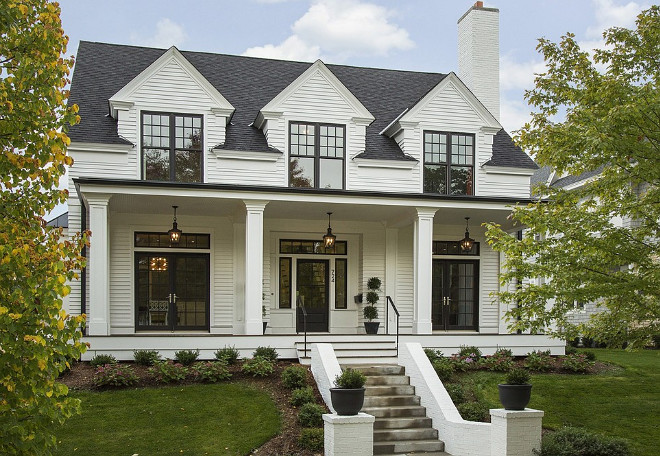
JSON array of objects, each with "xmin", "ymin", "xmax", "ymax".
[
  {"xmin": 486, "ymin": 6, "xmax": 659, "ymax": 349},
  {"xmin": 0, "ymin": 1, "xmax": 88, "ymax": 453}
]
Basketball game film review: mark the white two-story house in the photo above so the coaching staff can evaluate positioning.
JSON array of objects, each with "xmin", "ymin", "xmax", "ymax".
[{"xmin": 66, "ymin": 3, "xmax": 563, "ymax": 359}]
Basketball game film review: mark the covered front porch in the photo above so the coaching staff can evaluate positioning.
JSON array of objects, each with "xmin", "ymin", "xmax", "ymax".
[{"xmin": 74, "ymin": 178, "xmax": 525, "ymax": 343}]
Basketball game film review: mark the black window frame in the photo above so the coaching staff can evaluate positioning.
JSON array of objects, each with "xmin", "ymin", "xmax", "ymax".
[
  {"xmin": 279, "ymin": 239, "xmax": 348, "ymax": 255},
  {"xmin": 423, "ymin": 131, "xmax": 475, "ymax": 195},
  {"xmin": 141, "ymin": 111, "xmax": 204, "ymax": 183},
  {"xmin": 289, "ymin": 121, "xmax": 346, "ymax": 189},
  {"xmin": 279, "ymin": 257, "xmax": 292, "ymax": 309},
  {"xmin": 134, "ymin": 232, "xmax": 211, "ymax": 249},
  {"xmin": 432, "ymin": 241, "xmax": 480, "ymax": 256},
  {"xmin": 334, "ymin": 258, "xmax": 348, "ymax": 310}
]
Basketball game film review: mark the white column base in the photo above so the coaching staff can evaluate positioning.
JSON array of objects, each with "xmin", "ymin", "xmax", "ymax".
[
  {"xmin": 490, "ymin": 408, "xmax": 544, "ymax": 456},
  {"xmin": 323, "ymin": 413, "xmax": 375, "ymax": 456}
]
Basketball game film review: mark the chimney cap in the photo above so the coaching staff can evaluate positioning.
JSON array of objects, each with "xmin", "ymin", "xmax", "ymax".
[
  {"xmin": 458, "ymin": 2, "xmax": 499, "ymax": 24},
  {"xmin": 475, "ymin": 1, "xmax": 484, "ymax": 7}
]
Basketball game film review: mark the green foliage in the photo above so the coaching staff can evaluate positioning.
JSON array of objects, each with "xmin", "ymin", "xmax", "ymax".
[
  {"xmin": 297, "ymin": 403, "xmax": 325, "ymax": 427},
  {"xmin": 583, "ymin": 350, "xmax": 597, "ymax": 361},
  {"xmin": 148, "ymin": 361, "xmax": 189, "ymax": 383},
  {"xmin": 445, "ymin": 383, "xmax": 466, "ymax": 404},
  {"xmin": 214, "ymin": 345, "xmax": 240, "ymax": 365},
  {"xmin": 253, "ymin": 346, "xmax": 278, "ymax": 361},
  {"xmin": 565, "ymin": 345, "xmax": 578, "ymax": 355},
  {"xmin": 535, "ymin": 427, "xmax": 630, "ymax": 456},
  {"xmin": 365, "ymin": 291, "xmax": 379, "ymax": 305},
  {"xmin": 457, "ymin": 401, "xmax": 490, "ymax": 422},
  {"xmin": 174, "ymin": 349, "xmax": 200, "ymax": 366},
  {"xmin": 458, "ymin": 345, "xmax": 482, "ymax": 360},
  {"xmin": 299, "ymin": 428, "xmax": 324, "ymax": 451},
  {"xmin": 505, "ymin": 368, "xmax": 531, "ymax": 385},
  {"xmin": 133, "ymin": 349, "xmax": 161, "ymax": 366},
  {"xmin": 89, "ymin": 354, "xmax": 117, "ymax": 368},
  {"xmin": 367, "ymin": 277, "xmax": 382, "ymax": 290},
  {"xmin": 525, "ymin": 350, "xmax": 554, "ymax": 372},
  {"xmin": 281, "ymin": 365, "xmax": 308, "ymax": 389},
  {"xmin": 483, "ymin": 348, "xmax": 515, "ymax": 372},
  {"xmin": 561, "ymin": 354, "xmax": 592, "ymax": 373},
  {"xmin": 242, "ymin": 357, "xmax": 275, "ymax": 377},
  {"xmin": 334, "ymin": 368, "xmax": 366, "ymax": 389},
  {"xmin": 363, "ymin": 304, "xmax": 378, "ymax": 321},
  {"xmin": 485, "ymin": 7, "xmax": 660, "ymax": 350},
  {"xmin": 290, "ymin": 386, "xmax": 316, "ymax": 406},
  {"xmin": 0, "ymin": 5, "xmax": 88, "ymax": 453},
  {"xmin": 191, "ymin": 361, "xmax": 232, "ymax": 383},
  {"xmin": 432, "ymin": 357, "xmax": 455, "ymax": 382},
  {"xmin": 93, "ymin": 364, "xmax": 139, "ymax": 388},
  {"xmin": 424, "ymin": 348, "xmax": 444, "ymax": 362}
]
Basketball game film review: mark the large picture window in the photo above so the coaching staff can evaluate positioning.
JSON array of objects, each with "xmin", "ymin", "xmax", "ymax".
[
  {"xmin": 142, "ymin": 112, "xmax": 203, "ymax": 182},
  {"xmin": 289, "ymin": 122, "xmax": 345, "ymax": 189},
  {"xmin": 424, "ymin": 132, "xmax": 474, "ymax": 195}
]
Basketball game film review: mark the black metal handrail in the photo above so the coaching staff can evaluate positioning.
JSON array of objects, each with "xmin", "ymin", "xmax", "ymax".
[
  {"xmin": 386, "ymin": 295, "xmax": 400, "ymax": 356},
  {"xmin": 297, "ymin": 295, "xmax": 308, "ymax": 358}
]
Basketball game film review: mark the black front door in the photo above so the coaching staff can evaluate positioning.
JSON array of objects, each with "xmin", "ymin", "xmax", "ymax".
[
  {"xmin": 432, "ymin": 259, "xmax": 479, "ymax": 330},
  {"xmin": 296, "ymin": 259, "xmax": 329, "ymax": 332},
  {"xmin": 136, "ymin": 253, "xmax": 210, "ymax": 330}
]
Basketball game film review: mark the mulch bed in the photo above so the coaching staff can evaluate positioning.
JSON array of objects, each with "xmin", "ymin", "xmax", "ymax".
[{"xmin": 59, "ymin": 360, "xmax": 324, "ymax": 456}]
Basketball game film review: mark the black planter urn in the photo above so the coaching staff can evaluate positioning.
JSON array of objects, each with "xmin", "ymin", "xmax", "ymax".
[
  {"xmin": 330, "ymin": 387, "xmax": 365, "ymax": 415},
  {"xmin": 364, "ymin": 322, "xmax": 380, "ymax": 334},
  {"xmin": 498, "ymin": 384, "xmax": 532, "ymax": 410}
]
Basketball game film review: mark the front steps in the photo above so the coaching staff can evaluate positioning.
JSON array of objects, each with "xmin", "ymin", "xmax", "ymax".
[
  {"xmin": 356, "ymin": 365, "xmax": 448, "ymax": 456},
  {"xmin": 296, "ymin": 336, "xmax": 398, "ymax": 365}
]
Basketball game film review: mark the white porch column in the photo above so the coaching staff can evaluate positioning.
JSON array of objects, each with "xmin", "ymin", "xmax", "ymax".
[
  {"xmin": 87, "ymin": 195, "xmax": 111, "ymax": 336},
  {"xmin": 413, "ymin": 207, "xmax": 437, "ymax": 334},
  {"xmin": 385, "ymin": 227, "xmax": 398, "ymax": 334},
  {"xmin": 244, "ymin": 200, "xmax": 268, "ymax": 335}
]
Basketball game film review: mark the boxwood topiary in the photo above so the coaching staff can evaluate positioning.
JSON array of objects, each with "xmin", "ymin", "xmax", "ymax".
[{"xmin": 334, "ymin": 368, "xmax": 366, "ymax": 389}]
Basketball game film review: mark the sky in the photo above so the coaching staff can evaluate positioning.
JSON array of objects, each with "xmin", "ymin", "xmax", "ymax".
[{"xmin": 57, "ymin": 0, "xmax": 648, "ymax": 134}]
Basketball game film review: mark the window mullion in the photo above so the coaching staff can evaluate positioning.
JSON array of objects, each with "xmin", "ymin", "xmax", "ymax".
[
  {"xmin": 315, "ymin": 123, "xmax": 320, "ymax": 187},
  {"xmin": 169, "ymin": 114, "xmax": 176, "ymax": 181},
  {"xmin": 446, "ymin": 134, "xmax": 451, "ymax": 194}
]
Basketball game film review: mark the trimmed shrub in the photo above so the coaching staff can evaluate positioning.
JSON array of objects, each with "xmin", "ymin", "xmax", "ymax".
[
  {"xmin": 281, "ymin": 365, "xmax": 308, "ymax": 389},
  {"xmin": 253, "ymin": 346, "xmax": 278, "ymax": 361},
  {"xmin": 299, "ymin": 428, "xmax": 324, "ymax": 451},
  {"xmin": 94, "ymin": 364, "xmax": 138, "ymax": 387},
  {"xmin": 149, "ymin": 361, "xmax": 189, "ymax": 383},
  {"xmin": 242, "ymin": 357, "xmax": 275, "ymax": 377},
  {"xmin": 561, "ymin": 353, "xmax": 592, "ymax": 373},
  {"xmin": 565, "ymin": 345, "xmax": 578, "ymax": 355},
  {"xmin": 174, "ymin": 349, "xmax": 199, "ymax": 366},
  {"xmin": 133, "ymin": 349, "xmax": 161, "ymax": 366},
  {"xmin": 505, "ymin": 368, "xmax": 531, "ymax": 384},
  {"xmin": 524, "ymin": 350, "xmax": 554, "ymax": 372},
  {"xmin": 458, "ymin": 345, "xmax": 482, "ymax": 361},
  {"xmin": 191, "ymin": 361, "xmax": 232, "ymax": 383},
  {"xmin": 424, "ymin": 348, "xmax": 444, "ymax": 362},
  {"xmin": 432, "ymin": 357, "xmax": 455, "ymax": 382},
  {"xmin": 583, "ymin": 350, "xmax": 597, "ymax": 361},
  {"xmin": 445, "ymin": 383, "xmax": 466, "ymax": 404},
  {"xmin": 535, "ymin": 426, "xmax": 630, "ymax": 456},
  {"xmin": 483, "ymin": 348, "xmax": 514, "ymax": 372},
  {"xmin": 214, "ymin": 346, "xmax": 240, "ymax": 365},
  {"xmin": 334, "ymin": 368, "xmax": 366, "ymax": 389},
  {"xmin": 457, "ymin": 401, "xmax": 489, "ymax": 422},
  {"xmin": 90, "ymin": 354, "xmax": 117, "ymax": 368},
  {"xmin": 297, "ymin": 403, "xmax": 325, "ymax": 427},
  {"xmin": 290, "ymin": 386, "xmax": 316, "ymax": 406}
]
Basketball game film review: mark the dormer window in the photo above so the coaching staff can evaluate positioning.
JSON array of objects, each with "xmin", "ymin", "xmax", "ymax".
[
  {"xmin": 423, "ymin": 131, "xmax": 474, "ymax": 195},
  {"xmin": 142, "ymin": 112, "xmax": 203, "ymax": 182},
  {"xmin": 289, "ymin": 122, "xmax": 345, "ymax": 189}
]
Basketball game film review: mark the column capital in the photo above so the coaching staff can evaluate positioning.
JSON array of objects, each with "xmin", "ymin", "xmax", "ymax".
[
  {"xmin": 85, "ymin": 193, "xmax": 112, "ymax": 207},
  {"xmin": 415, "ymin": 207, "xmax": 438, "ymax": 219},
  {"xmin": 244, "ymin": 200, "xmax": 269, "ymax": 212}
]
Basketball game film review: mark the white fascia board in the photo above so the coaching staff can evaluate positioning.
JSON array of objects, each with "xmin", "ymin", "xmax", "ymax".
[
  {"xmin": 211, "ymin": 149, "xmax": 281, "ymax": 162},
  {"xmin": 401, "ymin": 72, "xmax": 501, "ymax": 129},
  {"xmin": 68, "ymin": 142, "xmax": 134, "ymax": 153},
  {"xmin": 353, "ymin": 158, "xmax": 417, "ymax": 169},
  {"xmin": 482, "ymin": 165, "xmax": 537, "ymax": 176},
  {"xmin": 108, "ymin": 46, "xmax": 235, "ymax": 122},
  {"xmin": 254, "ymin": 110, "xmax": 284, "ymax": 130},
  {"xmin": 259, "ymin": 60, "xmax": 375, "ymax": 124},
  {"xmin": 379, "ymin": 108, "xmax": 409, "ymax": 137},
  {"xmin": 562, "ymin": 174, "xmax": 600, "ymax": 191}
]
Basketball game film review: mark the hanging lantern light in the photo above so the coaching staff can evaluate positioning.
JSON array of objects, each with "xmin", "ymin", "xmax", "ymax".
[
  {"xmin": 168, "ymin": 205, "xmax": 182, "ymax": 245},
  {"xmin": 322, "ymin": 212, "xmax": 336, "ymax": 249},
  {"xmin": 459, "ymin": 216, "xmax": 475, "ymax": 252}
]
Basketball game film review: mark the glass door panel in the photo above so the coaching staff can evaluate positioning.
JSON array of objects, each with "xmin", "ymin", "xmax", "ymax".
[
  {"xmin": 296, "ymin": 259, "xmax": 329, "ymax": 332},
  {"xmin": 432, "ymin": 259, "xmax": 478, "ymax": 330},
  {"xmin": 174, "ymin": 256, "xmax": 209, "ymax": 329}
]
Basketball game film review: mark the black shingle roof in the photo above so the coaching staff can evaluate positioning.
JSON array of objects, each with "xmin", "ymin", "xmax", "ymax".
[{"xmin": 69, "ymin": 41, "xmax": 534, "ymax": 167}]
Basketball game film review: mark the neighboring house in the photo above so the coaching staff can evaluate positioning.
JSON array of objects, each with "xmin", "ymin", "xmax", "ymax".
[{"xmin": 66, "ymin": 3, "xmax": 563, "ymax": 360}]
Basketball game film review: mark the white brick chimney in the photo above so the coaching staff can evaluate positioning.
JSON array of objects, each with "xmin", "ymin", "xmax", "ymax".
[{"xmin": 457, "ymin": 1, "xmax": 500, "ymax": 122}]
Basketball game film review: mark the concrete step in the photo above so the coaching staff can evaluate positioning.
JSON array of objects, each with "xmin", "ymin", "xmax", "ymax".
[
  {"xmin": 376, "ymin": 452, "xmax": 450, "ymax": 456},
  {"xmin": 365, "ymin": 385, "xmax": 416, "ymax": 396},
  {"xmin": 300, "ymin": 355, "xmax": 399, "ymax": 366},
  {"xmin": 351, "ymin": 365, "xmax": 405, "ymax": 376},
  {"xmin": 373, "ymin": 439, "xmax": 445, "ymax": 455},
  {"xmin": 365, "ymin": 375, "xmax": 410, "ymax": 386},
  {"xmin": 373, "ymin": 417, "xmax": 433, "ymax": 430},
  {"xmin": 362, "ymin": 405, "xmax": 428, "ymax": 418},
  {"xmin": 374, "ymin": 427, "xmax": 439, "ymax": 442},
  {"xmin": 295, "ymin": 340, "xmax": 396, "ymax": 350},
  {"xmin": 363, "ymin": 395, "xmax": 420, "ymax": 407}
]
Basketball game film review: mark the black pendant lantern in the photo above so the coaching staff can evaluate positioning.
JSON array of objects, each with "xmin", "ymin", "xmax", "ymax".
[
  {"xmin": 168, "ymin": 205, "xmax": 182, "ymax": 245},
  {"xmin": 460, "ymin": 216, "xmax": 475, "ymax": 252},
  {"xmin": 322, "ymin": 212, "xmax": 336, "ymax": 249}
]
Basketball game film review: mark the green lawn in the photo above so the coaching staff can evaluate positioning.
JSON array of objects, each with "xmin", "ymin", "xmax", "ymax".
[
  {"xmin": 54, "ymin": 383, "xmax": 281, "ymax": 456},
  {"xmin": 463, "ymin": 349, "xmax": 659, "ymax": 456}
]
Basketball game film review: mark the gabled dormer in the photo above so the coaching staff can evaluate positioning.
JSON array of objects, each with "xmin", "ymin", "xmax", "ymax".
[{"xmin": 254, "ymin": 60, "xmax": 374, "ymax": 190}]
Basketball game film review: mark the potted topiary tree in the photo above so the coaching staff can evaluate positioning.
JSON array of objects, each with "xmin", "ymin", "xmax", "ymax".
[
  {"xmin": 363, "ymin": 277, "xmax": 381, "ymax": 334},
  {"xmin": 330, "ymin": 368, "xmax": 367, "ymax": 415},
  {"xmin": 498, "ymin": 367, "xmax": 532, "ymax": 410}
]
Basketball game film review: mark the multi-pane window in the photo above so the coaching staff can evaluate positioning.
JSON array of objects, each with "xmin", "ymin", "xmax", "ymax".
[
  {"xmin": 424, "ymin": 132, "xmax": 474, "ymax": 195},
  {"xmin": 142, "ymin": 112, "xmax": 203, "ymax": 182},
  {"xmin": 289, "ymin": 122, "xmax": 345, "ymax": 189}
]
